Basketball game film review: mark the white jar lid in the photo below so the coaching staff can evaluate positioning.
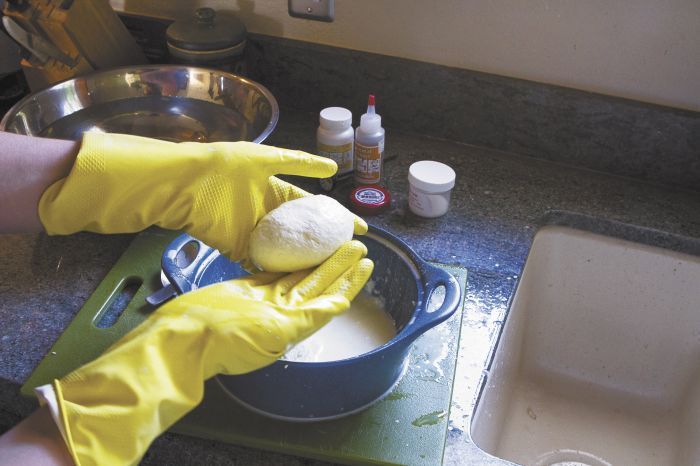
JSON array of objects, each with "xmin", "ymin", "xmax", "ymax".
[
  {"xmin": 408, "ymin": 160, "xmax": 456, "ymax": 193},
  {"xmin": 320, "ymin": 107, "xmax": 352, "ymax": 130}
]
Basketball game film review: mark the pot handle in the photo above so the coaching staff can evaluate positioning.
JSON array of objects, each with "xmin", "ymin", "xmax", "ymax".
[
  {"xmin": 401, "ymin": 263, "xmax": 462, "ymax": 344},
  {"xmin": 161, "ymin": 233, "xmax": 216, "ymax": 295}
]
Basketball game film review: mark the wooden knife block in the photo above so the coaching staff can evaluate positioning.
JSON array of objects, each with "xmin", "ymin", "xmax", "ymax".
[{"xmin": 3, "ymin": 0, "xmax": 147, "ymax": 91}]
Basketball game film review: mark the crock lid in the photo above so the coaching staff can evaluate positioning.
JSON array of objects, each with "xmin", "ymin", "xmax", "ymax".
[
  {"xmin": 349, "ymin": 185, "xmax": 391, "ymax": 216},
  {"xmin": 166, "ymin": 7, "xmax": 247, "ymax": 52}
]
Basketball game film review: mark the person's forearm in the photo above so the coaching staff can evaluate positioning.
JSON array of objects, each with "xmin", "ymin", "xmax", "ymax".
[
  {"xmin": 0, "ymin": 406, "xmax": 73, "ymax": 465},
  {"xmin": 0, "ymin": 132, "xmax": 79, "ymax": 233}
]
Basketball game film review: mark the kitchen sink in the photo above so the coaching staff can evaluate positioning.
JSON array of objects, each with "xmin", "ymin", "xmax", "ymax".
[{"xmin": 470, "ymin": 225, "xmax": 700, "ymax": 466}]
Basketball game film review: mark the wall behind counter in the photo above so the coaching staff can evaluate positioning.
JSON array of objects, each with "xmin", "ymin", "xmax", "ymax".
[{"xmin": 109, "ymin": 0, "xmax": 700, "ymax": 112}]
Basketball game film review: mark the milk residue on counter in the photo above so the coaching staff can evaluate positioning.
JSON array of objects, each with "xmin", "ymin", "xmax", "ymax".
[{"xmin": 283, "ymin": 288, "xmax": 396, "ymax": 362}]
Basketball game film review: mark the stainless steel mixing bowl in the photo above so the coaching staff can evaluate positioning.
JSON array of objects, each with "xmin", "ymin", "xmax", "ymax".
[{"xmin": 0, "ymin": 65, "xmax": 278, "ymax": 143}]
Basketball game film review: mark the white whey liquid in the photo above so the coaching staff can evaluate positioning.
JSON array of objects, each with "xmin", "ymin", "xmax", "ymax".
[{"xmin": 284, "ymin": 290, "xmax": 396, "ymax": 362}]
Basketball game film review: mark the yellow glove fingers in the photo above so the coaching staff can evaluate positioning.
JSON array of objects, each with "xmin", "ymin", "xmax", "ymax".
[
  {"xmin": 353, "ymin": 217, "xmax": 369, "ymax": 235},
  {"xmin": 231, "ymin": 270, "xmax": 286, "ymax": 288},
  {"xmin": 156, "ymin": 293, "xmax": 293, "ymax": 371},
  {"xmin": 263, "ymin": 176, "xmax": 311, "ymax": 212},
  {"xmin": 287, "ymin": 240, "xmax": 368, "ymax": 304},
  {"xmin": 292, "ymin": 294, "xmax": 352, "ymax": 341},
  {"xmin": 210, "ymin": 271, "xmax": 287, "ymax": 301},
  {"xmin": 292, "ymin": 258, "xmax": 375, "ymax": 340},
  {"xmin": 219, "ymin": 269, "xmax": 310, "ymax": 305},
  {"xmin": 268, "ymin": 269, "xmax": 312, "ymax": 297},
  {"xmin": 321, "ymin": 257, "xmax": 375, "ymax": 301},
  {"xmin": 256, "ymin": 144, "xmax": 338, "ymax": 179}
]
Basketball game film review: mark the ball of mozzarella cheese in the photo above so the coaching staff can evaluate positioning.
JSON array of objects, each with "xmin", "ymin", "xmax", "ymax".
[{"xmin": 248, "ymin": 195, "xmax": 355, "ymax": 272}]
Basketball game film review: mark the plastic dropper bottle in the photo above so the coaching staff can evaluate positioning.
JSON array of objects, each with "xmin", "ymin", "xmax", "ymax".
[{"xmin": 353, "ymin": 94, "xmax": 385, "ymax": 185}]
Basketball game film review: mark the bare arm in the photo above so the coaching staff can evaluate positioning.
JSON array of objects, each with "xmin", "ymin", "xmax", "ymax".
[
  {"xmin": 0, "ymin": 406, "xmax": 73, "ymax": 465},
  {"xmin": 0, "ymin": 132, "xmax": 79, "ymax": 233},
  {"xmin": 0, "ymin": 133, "xmax": 80, "ymax": 459}
]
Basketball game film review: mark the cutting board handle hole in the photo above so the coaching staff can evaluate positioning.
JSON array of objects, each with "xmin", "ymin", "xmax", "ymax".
[{"xmin": 95, "ymin": 278, "xmax": 143, "ymax": 328}]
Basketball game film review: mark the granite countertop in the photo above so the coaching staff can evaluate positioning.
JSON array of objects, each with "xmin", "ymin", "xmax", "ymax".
[{"xmin": 1, "ymin": 109, "xmax": 699, "ymax": 465}]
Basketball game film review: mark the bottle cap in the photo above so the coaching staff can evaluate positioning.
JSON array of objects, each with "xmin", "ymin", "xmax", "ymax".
[
  {"xmin": 349, "ymin": 185, "xmax": 391, "ymax": 216},
  {"xmin": 408, "ymin": 161, "xmax": 456, "ymax": 193},
  {"xmin": 320, "ymin": 107, "xmax": 352, "ymax": 130},
  {"xmin": 359, "ymin": 94, "xmax": 381, "ymax": 132},
  {"xmin": 359, "ymin": 113, "xmax": 381, "ymax": 132}
]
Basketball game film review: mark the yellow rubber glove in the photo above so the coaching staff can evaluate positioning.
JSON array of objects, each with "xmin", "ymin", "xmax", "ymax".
[
  {"xmin": 52, "ymin": 240, "xmax": 373, "ymax": 466},
  {"xmin": 38, "ymin": 132, "xmax": 368, "ymax": 259}
]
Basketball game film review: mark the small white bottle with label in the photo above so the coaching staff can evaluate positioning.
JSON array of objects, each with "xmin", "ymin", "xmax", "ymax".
[
  {"xmin": 353, "ymin": 95, "xmax": 385, "ymax": 185},
  {"xmin": 317, "ymin": 107, "xmax": 354, "ymax": 190}
]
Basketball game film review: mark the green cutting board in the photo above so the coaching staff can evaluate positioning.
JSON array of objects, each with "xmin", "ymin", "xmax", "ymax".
[{"xmin": 22, "ymin": 228, "xmax": 467, "ymax": 466}]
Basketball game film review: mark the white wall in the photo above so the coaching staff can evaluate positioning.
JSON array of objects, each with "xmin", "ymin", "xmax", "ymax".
[{"xmin": 111, "ymin": 0, "xmax": 700, "ymax": 111}]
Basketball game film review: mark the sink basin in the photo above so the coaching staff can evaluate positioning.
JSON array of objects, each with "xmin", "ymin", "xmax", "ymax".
[{"xmin": 471, "ymin": 225, "xmax": 700, "ymax": 466}]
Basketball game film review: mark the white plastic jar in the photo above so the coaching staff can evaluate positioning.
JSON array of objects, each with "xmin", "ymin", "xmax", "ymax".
[
  {"xmin": 317, "ymin": 107, "xmax": 354, "ymax": 176},
  {"xmin": 407, "ymin": 160, "xmax": 456, "ymax": 218}
]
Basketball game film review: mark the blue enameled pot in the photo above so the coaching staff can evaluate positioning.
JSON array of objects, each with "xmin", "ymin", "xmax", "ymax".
[{"xmin": 161, "ymin": 226, "xmax": 461, "ymax": 421}]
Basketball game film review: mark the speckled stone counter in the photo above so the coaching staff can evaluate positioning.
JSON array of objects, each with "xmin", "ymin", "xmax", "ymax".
[{"xmin": 1, "ymin": 109, "xmax": 699, "ymax": 465}]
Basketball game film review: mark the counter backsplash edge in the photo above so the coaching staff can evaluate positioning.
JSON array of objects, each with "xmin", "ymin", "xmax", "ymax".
[{"xmin": 120, "ymin": 13, "xmax": 700, "ymax": 193}]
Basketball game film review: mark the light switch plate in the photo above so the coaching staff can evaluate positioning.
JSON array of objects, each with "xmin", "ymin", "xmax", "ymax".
[{"xmin": 288, "ymin": 0, "xmax": 334, "ymax": 22}]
